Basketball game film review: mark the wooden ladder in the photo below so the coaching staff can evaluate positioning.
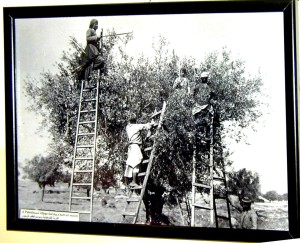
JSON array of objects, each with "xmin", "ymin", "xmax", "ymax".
[
  {"xmin": 68, "ymin": 77, "xmax": 100, "ymax": 222},
  {"xmin": 191, "ymin": 109, "xmax": 232, "ymax": 228},
  {"xmin": 121, "ymin": 101, "xmax": 167, "ymax": 224},
  {"xmin": 213, "ymin": 168, "xmax": 232, "ymax": 228}
]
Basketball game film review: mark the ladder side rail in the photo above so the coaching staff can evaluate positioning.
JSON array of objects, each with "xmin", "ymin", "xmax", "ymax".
[
  {"xmin": 191, "ymin": 151, "xmax": 196, "ymax": 226},
  {"xmin": 88, "ymin": 78, "xmax": 100, "ymax": 222},
  {"xmin": 69, "ymin": 80, "xmax": 85, "ymax": 211},
  {"xmin": 176, "ymin": 197, "xmax": 185, "ymax": 226},
  {"xmin": 185, "ymin": 194, "xmax": 191, "ymax": 226},
  {"xmin": 209, "ymin": 110, "xmax": 214, "ymax": 226},
  {"xmin": 213, "ymin": 196, "xmax": 219, "ymax": 228},
  {"xmin": 222, "ymin": 165, "xmax": 232, "ymax": 228},
  {"xmin": 132, "ymin": 101, "xmax": 167, "ymax": 224}
]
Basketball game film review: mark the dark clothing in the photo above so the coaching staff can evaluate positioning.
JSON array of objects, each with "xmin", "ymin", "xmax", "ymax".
[
  {"xmin": 86, "ymin": 28, "xmax": 99, "ymax": 56},
  {"xmin": 193, "ymin": 82, "xmax": 211, "ymax": 106},
  {"xmin": 192, "ymin": 82, "xmax": 213, "ymax": 115},
  {"xmin": 143, "ymin": 179, "xmax": 165, "ymax": 225},
  {"xmin": 80, "ymin": 28, "xmax": 105, "ymax": 80}
]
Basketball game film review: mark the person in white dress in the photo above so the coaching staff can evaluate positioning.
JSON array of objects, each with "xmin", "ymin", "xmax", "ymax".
[{"xmin": 124, "ymin": 115, "xmax": 154, "ymax": 188}]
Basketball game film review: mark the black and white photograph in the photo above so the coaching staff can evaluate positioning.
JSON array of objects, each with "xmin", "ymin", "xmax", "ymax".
[{"xmin": 4, "ymin": 1, "xmax": 299, "ymax": 241}]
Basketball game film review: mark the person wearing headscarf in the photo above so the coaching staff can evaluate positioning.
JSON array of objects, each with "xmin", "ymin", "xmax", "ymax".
[
  {"xmin": 80, "ymin": 19, "xmax": 105, "ymax": 84},
  {"xmin": 173, "ymin": 68, "xmax": 190, "ymax": 94}
]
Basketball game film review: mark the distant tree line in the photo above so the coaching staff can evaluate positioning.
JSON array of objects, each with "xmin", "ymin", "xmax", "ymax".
[{"xmin": 263, "ymin": 190, "xmax": 288, "ymax": 201}]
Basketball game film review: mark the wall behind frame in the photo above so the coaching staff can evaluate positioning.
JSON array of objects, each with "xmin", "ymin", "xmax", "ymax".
[{"xmin": 0, "ymin": 0, "xmax": 299, "ymax": 243}]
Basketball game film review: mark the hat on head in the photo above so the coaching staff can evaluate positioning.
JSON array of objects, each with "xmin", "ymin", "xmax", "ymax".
[
  {"xmin": 200, "ymin": 71, "xmax": 209, "ymax": 78},
  {"xmin": 241, "ymin": 196, "xmax": 252, "ymax": 204}
]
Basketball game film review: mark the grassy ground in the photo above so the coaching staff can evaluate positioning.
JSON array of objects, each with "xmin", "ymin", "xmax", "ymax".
[{"xmin": 18, "ymin": 179, "xmax": 288, "ymax": 230}]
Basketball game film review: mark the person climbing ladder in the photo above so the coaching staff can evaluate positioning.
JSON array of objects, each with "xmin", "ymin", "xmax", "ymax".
[{"xmin": 124, "ymin": 114, "xmax": 155, "ymax": 189}]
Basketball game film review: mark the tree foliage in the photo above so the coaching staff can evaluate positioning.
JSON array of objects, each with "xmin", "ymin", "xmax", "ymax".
[
  {"xmin": 227, "ymin": 168, "xmax": 261, "ymax": 201},
  {"xmin": 263, "ymin": 191, "xmax": 287, "ymax": 201},
  {"xmin": 263, "ymin": 190, "xmax": 280, "ymax": 201},
  {"xmin": 23, "ymin": 154, "xmax": 61, "ymax": 201}
]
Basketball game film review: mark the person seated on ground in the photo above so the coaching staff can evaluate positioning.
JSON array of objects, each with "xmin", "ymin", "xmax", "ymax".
[
  {"xmin": 79, "ymin": 19, "xmax": 106, "ymax": 88},
  {"xmin": 240, "ymin": 196, "xmax": 258, "ymax": 229},
  {"xmin": 124, "ymin": 115, "xmax": 155, "ymax": 189}
]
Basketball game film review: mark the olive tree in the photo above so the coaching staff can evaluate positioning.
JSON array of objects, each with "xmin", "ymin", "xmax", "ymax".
[
  {"xmin": 25, "ymin": 32, "xmax": 263, "ymax": 222},
  {"xmin": 23, "ymin": 155, "xmax": 61, "ymax": 201}
]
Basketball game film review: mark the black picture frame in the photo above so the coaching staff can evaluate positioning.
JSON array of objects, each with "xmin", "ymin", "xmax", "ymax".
[{"xmin": 4, "ymin": 1, "xmax": 299, "ymax": 242}]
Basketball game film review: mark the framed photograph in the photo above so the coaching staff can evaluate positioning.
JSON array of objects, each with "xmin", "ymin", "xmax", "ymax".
[{"xmin": 5, "ymin": 0, "xmax": 299, "ymax": 241}]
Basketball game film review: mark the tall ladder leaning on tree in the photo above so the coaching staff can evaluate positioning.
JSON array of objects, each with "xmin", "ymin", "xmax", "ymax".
[
  {"xmin": 121, "ymin": 101, "xmax": 167, "ymax": 224},
  {"xmin": 68, "ymin": 72, "xmax": 101, "ymax": 222},
  {"xmin": 191, "ymin": 106, "xmax": 232, "ymax": 228}
]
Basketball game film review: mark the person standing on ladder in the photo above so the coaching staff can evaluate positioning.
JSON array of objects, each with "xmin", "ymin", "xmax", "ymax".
[
  {"xmin": 192, "ymin": 71, "xmax": 215, "ymax": 149},
  {"xmin": 173, "ymin": 67, "xmax": 191, "ymax": 94},
  {"xmin": 190, "ymin": 71, "xmax": 218, "ymax": 227},
  {"xmin": 79, "ymin": 19, "xmax": 106, "ymax": 88},
  {"xmin": 124, "ymin": 115, "xmax": 155, "ymax": 189},
  {"xmin": 192, "ymin": 71, "xmax": 214, "ymax": 117}
]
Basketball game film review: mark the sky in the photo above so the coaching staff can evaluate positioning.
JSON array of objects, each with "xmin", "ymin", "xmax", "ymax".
[{"xmin": 15, "ymin": 12, "xmax": 287, "ymax": 194}]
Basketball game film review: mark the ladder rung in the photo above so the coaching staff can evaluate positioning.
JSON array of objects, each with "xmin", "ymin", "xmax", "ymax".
[
  {"xmin": 144, "ymin": 147, "xmax": 153, "ymax": 152},
  {"xmin": 76, "ymin": 145, "xmax": 94, "ymax": 148},
  {"xmin": 83, "ymin": 90, "xmax": 95, "ymax": 93},
  {"xmin": 127, "ymin": 198, "xmax": 140, "ymax": 202},
  {"xmin": 213, "ymin": 176, "xmax": 225, "ymax": 181},
  {"xmin": 82, "ymin": 86, "xmax": 97, "ymax": 92},
  {"xmin": 74, "ymin": 170, "xmax": 93, "ymax": 173},
  {"xmin": 83, "ymin": 84, "xmax": 97, "ymax": 89},
  {"xmin": 79, "ymin": 121, "xmax": 96, "ymax": 125},
  {"xmin": 138, "ymin": 172, "xmax": 146, "ymax": 177},
  {"xmin": 83, "ymin": 98, "xmax": 96, "ymax": 102},
  {"xmin": 151, "ymin": 111, "xmax": 162, "ymax": 118},
  {"xmin": 216, "ymin": 215, "xmax": 230, "ymax": 220},
  {"xmin": 78, "ymin": 133, "xmax": 95, "ymax": 136},
  {"xmin": 193, "ymin": 182, "xmax": 211, "ymax": 189},
  {"xmin": 70, "ymin": 210, "xmax": 91, "ymax": 214},
  {"xmin": 192, "ymin": 203, "xmax": 213, "ymax": 210},
  {"xmin": 72, "ymin": 183, "xmax": 92, "ymax": 186},
  {"xmin": 80, "ymin": 109, "xmax": 96, "ymax": 113},
  {"xmin": 71, "ymin": 196, "xmax": 92, "ymax": 200},
  {"xmin": 142, "ymin": 159, "xmax": 149, "ymax": 164},
  {"xmin": 83, "ymin": 88, "xmax": 93, "ymax": 92},
  {"xmin": 122, "ymin": 212, "xmax": 137, "ymax": 217},
  {"xmin": 74, "ymin": 157, "xmax": 94, "ymax": 160},
  {"xmin": 130, "ymin": 185, "xmax": 143, "ymax": 190}
]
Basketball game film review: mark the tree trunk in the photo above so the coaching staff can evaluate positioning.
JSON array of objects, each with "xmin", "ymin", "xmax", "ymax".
[{"xmin": 41, "ymin": 184, "xmax": 45, "ymax": 202}]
